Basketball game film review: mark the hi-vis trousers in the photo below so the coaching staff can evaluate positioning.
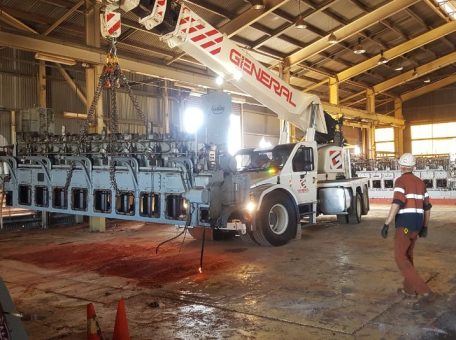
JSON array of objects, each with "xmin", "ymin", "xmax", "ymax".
[{"xmin": 394, "ymin": 227, "xmax": 431, "ymax": 295}]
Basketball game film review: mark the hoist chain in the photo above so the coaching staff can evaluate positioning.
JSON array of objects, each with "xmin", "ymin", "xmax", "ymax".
[
  {"xmin": 122, "ymin": 74, "xmax": 148, "ymax": 130},
  {"xmin": 64, "ymin": 38, "xmax": 147, "ymax": 196}
]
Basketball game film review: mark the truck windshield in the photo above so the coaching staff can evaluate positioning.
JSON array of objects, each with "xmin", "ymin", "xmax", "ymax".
[{"xmin": 235, "ymin": 144, "xmax": 295, "ymax": 172}]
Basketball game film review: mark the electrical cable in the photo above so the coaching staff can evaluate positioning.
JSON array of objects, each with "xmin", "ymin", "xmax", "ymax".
[
  {"xmin": 178, "ymin": 227, "xmax": 188, "ymax": 254},
  {"xmin": 155, "ymin": 229, "xmax": 186, "ymax": 255},
  {"xmin": 199, "ymin": 226, "xmax": 206, "ymax": 273}
]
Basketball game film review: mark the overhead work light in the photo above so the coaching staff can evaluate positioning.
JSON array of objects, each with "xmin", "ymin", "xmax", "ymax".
[
  {"xmin": 353, "ymin": 38, "xmax": 366, "ymax": 54},
  {"xmin": 35, "ymin": 53, "xmax": 76, "ymax": 66},
  {"xmin": 434, "ymin": 0, "xmax": 456, "ymax": 20},
  {"xmin": 250, "ymin": 0, "xmax": 265, "ymax": 10},
  {"xmin": 328, "ymin": 33, "xmax": 338, "ymax": 44},
  {"xmin": 377, "ymin": 51, "xmax": 388, "ymax": 65},
  {"xmin": 183, "ymin": 107, "xmax": 204, "ymax": 134}
]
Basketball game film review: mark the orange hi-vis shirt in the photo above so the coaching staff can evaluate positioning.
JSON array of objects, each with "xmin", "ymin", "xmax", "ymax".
[{"xmin": 392, "ymin": 172, "xmax": 432, "ymax": 231}]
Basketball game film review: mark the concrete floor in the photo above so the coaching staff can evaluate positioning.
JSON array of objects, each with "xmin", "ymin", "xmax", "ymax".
[{"xmin": 1, "ymin": 204, "xmax": 455, "ymax": 339}]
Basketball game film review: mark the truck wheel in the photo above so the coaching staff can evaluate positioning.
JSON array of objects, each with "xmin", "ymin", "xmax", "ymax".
[
  {"xmin": 361, "ymin": 187, "xmax": 370, "ymax": 215},
  {"xmin": 239, "ymin": 224, "xmax": 260, "ymax": 245},
  {"xmin": 252, "ymin": 192, "xmax": 297, "ymax": 246},
  {"xmin": 348, "ymin": 193, "xmax": 362, "ymax": 224}
]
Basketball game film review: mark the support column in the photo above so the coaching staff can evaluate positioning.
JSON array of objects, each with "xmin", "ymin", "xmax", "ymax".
[
  {"xmin": 163, "ymin": 80, "xmax": 170, "ymax": 134},
  {"xmin": 89, "ymin": 217, "xmax": 106, "ymax": 232},
  {"xmin": 38, "ymin": 61, "xmax": 46, "ymax": 107},
  {"xmin": 86, "ymin": 0, "xmax": 105, "ymax": 232},
  {"xmin": 329, "ymin": 76, "xmax": 339, "ymax": 106},
  {"xmin": 86, "ymin": 65, "xmax": 104, "ymax": 133},
  {"xmin": 37, "ymin": 60, "xmax": 50, "ymax": 227},
  {"xmin": 278, "ymin": 63, "xmax": 292, "ymax": 143},
  {"xmin": 394, "ymin": 98, "xmax": 404, "ymax": 156},
  {"xmin": 283, "ymin": 67, "xmax": 295, "ymax": 142},
  {"xmin": 366, "ymin": 89, "xmax": 376, "ymax": 159},
  {"xmin": 361, "ymin": 128, "xmax": 367, "ymax": 158},
  {"xmin": 10, "ymin": 111, "xmax": 16, "ymax": 155}
]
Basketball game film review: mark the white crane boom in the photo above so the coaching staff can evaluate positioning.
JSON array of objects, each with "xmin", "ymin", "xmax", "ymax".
[{"xmin": 101, "ymin": 0, "xmax": 328, "ymax": 140}]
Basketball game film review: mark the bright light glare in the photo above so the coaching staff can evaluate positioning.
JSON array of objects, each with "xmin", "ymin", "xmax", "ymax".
[
  {"xmin": 259, "ymin": 137, "xmax": 272, "ymax": 148},
  {"xmin": 215, "ymin": 75, "xmax": 224, "ymax": 86},
  {"xmin": 233, "ymin": 69, "xmax": 243, "ymax": 81},
  {"xmin": 183, "ymin": 107, "xmax": 203, "ymax": 134},
  {"xmin": 354, "ymin": 145, "xmax": 361, "ymax": 155},
  {"xmin": 228, "ymin": 114, "xmax": 241, "ymax": 155},
  {"xmin": 246, "ymin": 201, "xmax": 256, "ymax": 213}
]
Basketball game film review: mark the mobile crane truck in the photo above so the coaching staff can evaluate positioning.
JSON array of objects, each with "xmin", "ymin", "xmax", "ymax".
[{"xmin": 0, "ymin": 0, "xmax": 369, "ymax": 247}]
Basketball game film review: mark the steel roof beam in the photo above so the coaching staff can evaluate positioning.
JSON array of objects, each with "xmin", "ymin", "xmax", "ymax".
[
  {"xmin": 0, "ymin": 30, "xmax": 243, "ymax": 94},
  {"xmin": 0, "ymin": 8, "xmax": 38, "ymax": 33},
  {"xmin": 220, "ymin": 0, "xmax": 290, "ymax": 37},
  {"xmin": 285, "ymin": 0, "xmax": 419, "ymax": 67},
  {"xmin": 322, "ymin": 103, "xmax": 404, "ymax": 126},
  {"xmin": 372, "ymin": 51, "xmax": 456, "ymax": 94},
  {"xmin": 43, "ymin": 0, "xmax": 84, "ymax": 35},
  {"xmin": 336, "ymin": 21, "xmax": 456, "ymax": 84},
  {"xmin": 400, "ymin": 74, "xmax": 456, "ymax": 102}
]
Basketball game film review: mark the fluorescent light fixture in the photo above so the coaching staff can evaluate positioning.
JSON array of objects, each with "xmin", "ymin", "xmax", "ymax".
[
  {"xmin": 295, "ymin": 15, "xmax": 307, "ymax": 29},
  {"xmin": 215, "ymin": 75, "xmax": 224, "ymax": 86},
  {"xmin": 435, "ymin": 0, "xmax": 456, "ymax": 20},
  {"xmin": 353, "ymin": 38, "xmax": 366, "ymax": 54},
  {"xmin": 377, "ymin": 51, "xmax": 388, "ymax": 65},
  {"xmin": 183, "ymin": 106, "xmax": 204, "ymax": 134},
  {"xmin": 63, "ymin": 112, "xmax": 88, "ymax": 119},
  {"xmin": 328, "ymin": 32, "xmax": 338, "ymax": 44},
  {"xmin": 424, "ymin": 78, "xmax": 431, "ymax": 83},
  {"xmin": 35, "ymin": 53, "xmax": 76, "ymax": 66},
  {"xmin": 394, "ymin": 65, "xmax": 404, "ymax": 71},
  {"xmin": 250, "ymin": 0, "xmax": 265, "ymax": 10}
]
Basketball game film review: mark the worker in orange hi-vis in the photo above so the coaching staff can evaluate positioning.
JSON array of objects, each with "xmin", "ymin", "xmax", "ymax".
[{"xmin": 380, "ymin": 153, "xmax": 433, "ymax": 297}]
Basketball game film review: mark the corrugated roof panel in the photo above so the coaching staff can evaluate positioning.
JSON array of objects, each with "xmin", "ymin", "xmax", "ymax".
[{"xmin": 263, "ymin": 37, "xmax": 299, "ymax": 55}]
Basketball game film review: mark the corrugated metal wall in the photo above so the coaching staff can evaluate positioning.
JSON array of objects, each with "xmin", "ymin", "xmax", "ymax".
[
  {"xmin": 404, "ymin": 85, "xmax": 456, "ymax": 123},
  {"xmin": 0, "ymin": 111, "xmax": 11, "ymax": 146},
  {"xmin": 0, "ymin": 49, "xmax": 38, "ymax": 110},
  {"xmin": 403, "ymin": 85, "xmax": 456, "ymax": 152},
  {"xmin": 242, "ymin": 104, "xmax": 279, "ymax": 148}
]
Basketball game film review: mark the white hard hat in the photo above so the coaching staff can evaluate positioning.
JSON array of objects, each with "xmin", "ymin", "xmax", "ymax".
[{"xmin": 398, "ymin": 153, "xmax": 416, "ymax": 167}]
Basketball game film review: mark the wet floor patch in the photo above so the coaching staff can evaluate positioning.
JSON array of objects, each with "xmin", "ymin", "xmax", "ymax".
[{"xmin": 4, "ymin": 241, "xmax": 234, "ymax": 288}]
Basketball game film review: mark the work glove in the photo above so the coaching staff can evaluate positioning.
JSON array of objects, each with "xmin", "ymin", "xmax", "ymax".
[
  {"xmin": 419, "ymin": 226, "xmax": 428, "ymax": 238},
  {"xmin": 381, "ymin": 224, "xmax": 389, "ymax": 239}
]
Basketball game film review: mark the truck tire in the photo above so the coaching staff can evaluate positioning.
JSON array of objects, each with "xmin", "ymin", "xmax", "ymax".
[
  {"xmin": 348, "ymin": 192, "xmax": 362, "ymax": 224},
  {"xmin": 239, "ymin": 225, "xmax": 260, "ymax": 245},
  {"xmin": 361, "ymin": 187, "xmax": 370, "ymax": 215},
  {"xmin": 252, "ymin": 191, "xmax": 297, "ymax": 246}
]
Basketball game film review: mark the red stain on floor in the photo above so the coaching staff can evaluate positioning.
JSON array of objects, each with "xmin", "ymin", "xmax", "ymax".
[{"xmin": 5, "ymin": 241, "xmax": 232, "ymax": 288}]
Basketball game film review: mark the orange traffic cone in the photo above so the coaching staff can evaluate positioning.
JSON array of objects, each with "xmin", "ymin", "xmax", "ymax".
[
  {"xmin": 87, "ymin": 303, "xmax": 103, "ymax": 340},
  {"xmin": 112, "ymin": 298, "xmax": 130, "ymax": 340}
]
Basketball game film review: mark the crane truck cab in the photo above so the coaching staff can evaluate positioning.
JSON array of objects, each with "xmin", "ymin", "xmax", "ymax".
[{"xmin": 233, "ymin": 142, "xmax": 369, "ymax": 246}]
